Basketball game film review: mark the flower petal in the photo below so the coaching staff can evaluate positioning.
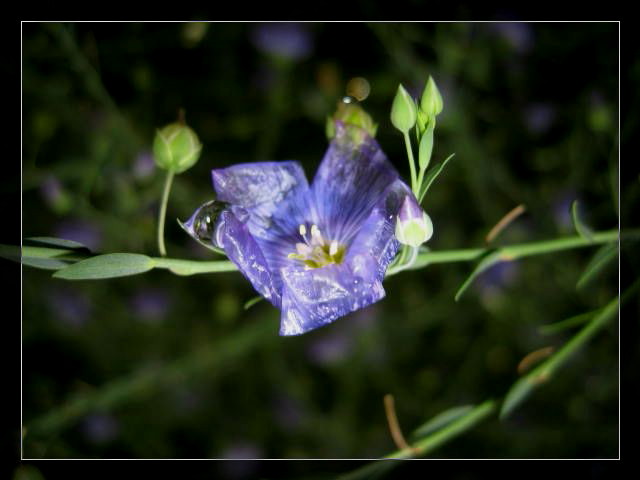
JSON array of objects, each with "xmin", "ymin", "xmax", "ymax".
[
  {"xmin": 279, "ymin": 263, "xmax": 385, "ymax": 336},
  {"xmin": 311, "ymin": 122, "xmax": 400, "ymax": 245},
  {"xmin": 212, "ymin": 161, "xmax": 310, "ymax": 241},
  {"xmin": 346, "ymin": 178, "xmax": 413, "ymax": 282},
  {"xmin": 215, "ymin": 209, "xmax": 279, "ymax": 305}
]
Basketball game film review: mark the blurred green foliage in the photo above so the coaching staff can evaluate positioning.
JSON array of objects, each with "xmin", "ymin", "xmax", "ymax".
[{"xmin": 19, "ymin": 22, "xmax": 623, "ymax": 469}]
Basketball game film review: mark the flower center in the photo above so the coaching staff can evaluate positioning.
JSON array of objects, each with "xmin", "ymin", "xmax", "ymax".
[{"xmin": 287, "ymin": 223, "xmax": 345, "ymax": 269}]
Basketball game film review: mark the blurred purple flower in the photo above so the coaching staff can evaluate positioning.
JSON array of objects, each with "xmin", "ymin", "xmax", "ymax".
[
  {"xmin": 40, "ymin": 175, "xmax": 63, "ymax": 205},
  {"xmin": 133, "ymin": 150, "xmax": 156, "ymax": 180},
  {"xmin": 307, "ymin": 328, "xmax": 352, "ymax": 365},
  {"xmin": 130, "ymin": 287, "xmax": 171, "ymax": 323},
  {"xmin": 490, "ymin": 22, "xmax": 534, "ymax": 54},
  {"xmin": 250, "ymin": 22, "xmax": 313, "ymax": 61},
  {"xmin": 272, "ymin": 393, "xmax": 306, "ymax": 430},
  {"xmin": 475, "ymin": 260, "xmax": 519, "ymax": 295},
  {"xmin": 524, "ymin": 103, "xmax": 556, "ymax": 135},
  {"xmin": 81, "ymin": 413, "xmax": 119, "ymax": 444},
  {"xmin": 183, "ymin": 122, "xmax": 420, "ymax": 336},
  {"xmin": 46, "ymin": 287, "xmax": 91, "ymax": 328},
  {"xmin": 54, "ymin": 219, "xmax": 103, "ymax": 251},
  {"xmin": 553, "ymin": 191, "xmax": 578, "ymax": 231}
]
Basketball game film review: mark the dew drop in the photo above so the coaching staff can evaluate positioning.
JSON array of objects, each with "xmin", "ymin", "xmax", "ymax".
[{"xmin": 185, "ymin": 200, "xmax": 229, "ymax": 246}]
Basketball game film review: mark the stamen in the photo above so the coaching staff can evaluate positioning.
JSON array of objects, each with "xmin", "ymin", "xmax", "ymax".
[
  {"xmin": 329, "ymin": 240, "xmax": 338, "ymax": 256},
  {"xmin": 310, "ymin": 224, "xmax": 324, "ymax": 245},
  {"xmin": 296, "ymin": 243, "xmax": 313, "ymax": 256},
  {"xmin": 299, "ymin": 224, "xmax": 307, "ymax": 237}
]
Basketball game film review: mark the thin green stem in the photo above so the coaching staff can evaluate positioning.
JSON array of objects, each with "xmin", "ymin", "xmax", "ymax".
[
  {"xmin": 403, "ymin": 131, "xmax": 418, "ymax": 193},
  {"xmin": 157, "ymin": 171, "xmax": 175, "ymax": 257},
  {"xmin": 384, "ymin": 400, "xmax": 496, "ymax": 459},
  {"xmin": 409, "ymin": 228, "xmax": 622, "ymax": 271}
]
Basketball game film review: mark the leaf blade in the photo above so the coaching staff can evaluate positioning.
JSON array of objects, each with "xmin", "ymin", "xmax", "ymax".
[{"xmin": 53, "ymin": 253, "xmax": 155, "ymax": 280}]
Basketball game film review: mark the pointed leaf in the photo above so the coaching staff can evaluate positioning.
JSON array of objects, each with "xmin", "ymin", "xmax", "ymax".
[
  {"xmin": 22, "ymin": 257, "xmax": 74, "ymax": 270},
  {"xmin": 25, "ymin": 237, "xmax": 89, "ymax": 250},
  {"xmin": 538, "ymin": 309, "xmax": 598, "ymax": 336},
  {"xmin": 576, "ymin": 242, "xmax": 617, "ymax": 289},
  {"xmin": 454, "ymin": 249, "xmax": 502, "ymax": 302},
  {"xmin": 571, "ymin": 200, "xmax": 594, "ymax": 242},
  {"xmin": 53, "ymin": 253, "xmax": 155, "ymax": 280},
  {"xmin": 418, "ymin": 153, "xmax": 455, "ymax": 202},
  {"xmin": 500, "ymin": 366, "xmax": 551, "ymax": 420},
  {"xmin": 243, "ymin": 296, "xmax": 264, "ymax": 310},
  {"xmin": 411, "ymin": 405, "xmax": 475, "ymax": 439}
]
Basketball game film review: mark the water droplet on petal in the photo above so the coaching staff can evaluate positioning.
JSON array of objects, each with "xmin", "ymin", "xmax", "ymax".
[{"xmin": 180, "ymin": 200, "xmax": 229, "ymax": 251}]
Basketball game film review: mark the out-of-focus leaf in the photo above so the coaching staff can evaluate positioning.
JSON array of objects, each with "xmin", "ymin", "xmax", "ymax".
[
  {"xmin": 501, "ymin": 297, "xmax": 618, "ymax": 420},
  {"xmin": 571, "ymin": 200, "xmax": 594, "ymax": 242},
  {"xmin": 53, "ymin": 253, "xmax": 155, "ymax": 280},
  {"xmin": 243, "ymin": 296, "xmax": 264, "ymax": 310},
  {"xmin": 576, "ymin": 242, "xmax": 617, "ymax": 289},
  {"xmin": 538, "ymin": 309, "xmax": 598, "ymax": 336},
  {"xmin": 411, "ymin": 404, "xmax": 475, "ymax": 439},
  {"xmin": 25, "ymin": 236, "xmax": 89, "ymax": 250},
  {"xmin": 454, "ymin": 249, "xmax": 502, "ymax": 302}
]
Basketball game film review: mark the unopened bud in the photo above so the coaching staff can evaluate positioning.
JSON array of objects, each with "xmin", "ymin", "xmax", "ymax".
[
  {"xmin": 390, "ymin": 84, "xmax": 417, "ymax": 133},
  {"xmin": 327, "ymin": 97, "xmax": 378, "ymax": 141},
  {"xmin": 395, "ymin": 194, "xmax": 433, "ymax": 247},
  {"xmin": 420, "ymin": 76, "xmax": 443, "ymax": 119},
  {"xmin": 153, "ymin": 122, "xmax": 202, "ymax": 174}
]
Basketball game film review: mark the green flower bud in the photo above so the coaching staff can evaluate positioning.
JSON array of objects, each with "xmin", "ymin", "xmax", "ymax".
[
  {"xmin": 328, "ymin": 97, "xmax": 378, "ymax": 140},
  {"xmin": 420, "ymin": 76, "xmax": 443, "ymax": 119},
  {"xmin": 395, "ymin": 195, "xmax": 433, "ymax": 247},
  {"xmin": 153, "ymin": 123, "xmax": 202, "ymax": 174},
  {"xmin": 390, "ymin": 84, "xmax": 417, "ymax": 133}
]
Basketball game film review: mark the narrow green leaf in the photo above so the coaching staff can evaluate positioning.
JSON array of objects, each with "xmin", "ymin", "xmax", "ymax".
[
  {"xmin": 576, "ymin": 242, "xmax": 617, "ymax": 289},
  {"xmin": 411, "ymin": 404, "xmax": 475, "ymax": 439},
  {"xmin": 538, "ymin": 309, "xmax": 598, "ymax": 336},
  {"xmin": 571, "ymin": 200, "xmax": 594, "ymax": 242},
  {"xmin": 53, "ymin": 253, "xmax": 155, "ymax": 280},
  {"xmin": 177, "ymin": 218, "xmax": 225, "ymax": 256},
  {"xmin": 499, "ymin": 367, "xmax": 550, "ymax": 421},
  {"xmin": 22, "ymin": 257, "xmax": 73, "ymax": 270},
  {"xmin": 454, "ymin": 250, "xmax": 502, "ymax": 302},
  {"xmin": 0, "ymin": 244, "xmax": 77, "ymax": 271},
  {"xmin": 25, "ymin": 236, "xmax": 88, "ymax": 250},
  {"xmin": 243, "ymin": 296, "xmax": 264, "ymax": 310},
  {"xmin": 418, "ymin": 153, "xmax": 455, "ymax": 202},
  {"xmin": 501, "ymin": 297, "xmax": 618, "ymax": 420}
]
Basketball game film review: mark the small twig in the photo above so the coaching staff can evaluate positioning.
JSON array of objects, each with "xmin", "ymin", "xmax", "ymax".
[
  {"xmin": 517, "ymin": 346, "xmax": 555, "ymax": 375},
  {"xmin": 485, "ymin": 204, "xmax": 527, "ymax": 244},
  {"xmin": 383, "ymin": 394, "xmax": 418, "ymax": 455}
]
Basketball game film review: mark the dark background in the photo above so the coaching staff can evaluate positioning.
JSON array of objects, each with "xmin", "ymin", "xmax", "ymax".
[{"xmin": 13, "ymin": 21, "xmax": 626, "ymax": 475}]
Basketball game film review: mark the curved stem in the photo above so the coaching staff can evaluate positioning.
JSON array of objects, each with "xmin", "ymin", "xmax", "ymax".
[{"xmin": 157, "ymin": 170, "xmax": 175, "ymax": 257}]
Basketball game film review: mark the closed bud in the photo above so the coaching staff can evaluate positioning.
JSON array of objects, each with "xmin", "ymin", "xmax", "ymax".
[
  {"xmin": 328, "ymin": 97, "xmax": 378, "ymax": 142},
  {"xmin": 390, "ymin": 84, "xmax": 417, "ymax": 133},
  {"xmin": 153, "ymin": 122, "xmax": 202, "ymax": 174},
  {"xmin": 420, "ymin": 76, "xmax": 443, "ymax": 119},
  {"xmin": 395, "ymin": 194, "xmax": 433, "ymax": 247}
]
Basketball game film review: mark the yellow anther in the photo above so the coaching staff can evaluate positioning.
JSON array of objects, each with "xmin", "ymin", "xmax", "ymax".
[{"xmin": 299, "ymin": 224, "xmax": 307, "ymax": 237}]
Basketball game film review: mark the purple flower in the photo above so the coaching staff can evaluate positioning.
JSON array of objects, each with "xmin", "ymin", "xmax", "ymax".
[
  {"xmin": 250, "ymin": 22, "xmax": 313, "ymax": 61},
  {"xmin": 184, "ymin": 122, "xmax": 416, "ymax": 336}
]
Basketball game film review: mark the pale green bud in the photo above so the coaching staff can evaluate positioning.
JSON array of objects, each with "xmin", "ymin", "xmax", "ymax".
[
  {"xmin": 327, "ymin": 97, "xmax": 378, "ymax": 141},
  {"xmin": 390, "ymin": 84, "xmax": 417, "ymax": 133},
  {"xmin": 395, "ymin": 195, "xmax": 433, "ymax": 247},
  {"xmin": 153, "ymin": 123, "xmax": 202, "ymax": 174},
  {"xmin": 420, "ymin": 76, "xmax": 443, "ymax": 119}
]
